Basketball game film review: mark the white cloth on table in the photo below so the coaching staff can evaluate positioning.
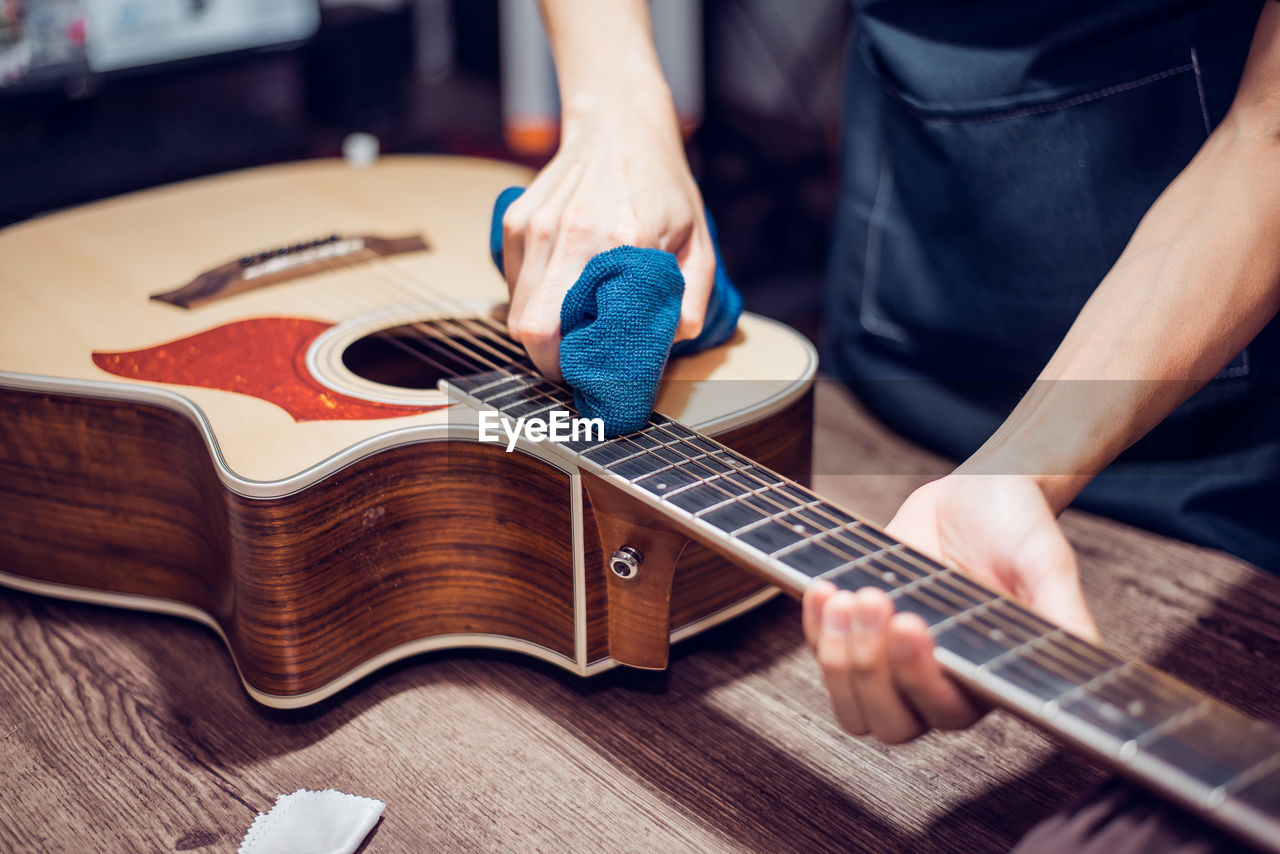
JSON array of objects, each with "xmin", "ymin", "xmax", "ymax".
[{"xmin": 238, "ymin": 788, "xmax": 385, "ymax": 854}]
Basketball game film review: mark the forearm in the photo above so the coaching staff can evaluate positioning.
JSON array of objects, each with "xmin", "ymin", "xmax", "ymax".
[
  {"xmin": 963, "ymin": 117, "xmax": 1280, "ymax": 510},
  {"xmin": 537, "ymin": 0, "xmax": 676, "ymax": 131}
]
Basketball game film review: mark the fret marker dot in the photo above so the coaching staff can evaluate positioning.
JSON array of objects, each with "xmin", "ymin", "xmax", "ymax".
[
  {"xmin": 988, "ymin": 629, "xmax": 1005, "ymax": 642},
  {"xmin": 655, "ymin": 482, "xmax": 667, "ymax": 491},
  {"xmin": 792, "ymin": 524, "xmax": 806, "ymax": 533},
  {"xmin": 1127, "ymin": 700, "xmax": 1145, "ymax": 716},
  {"xmin": 881, "ymin": 571, "xmax": 896, "ymax": 582}
]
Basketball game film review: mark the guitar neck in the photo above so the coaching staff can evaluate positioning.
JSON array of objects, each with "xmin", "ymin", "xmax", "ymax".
[{"xmin": 444, "ymin": 368, "xmax": 1280, "ymax": 854}]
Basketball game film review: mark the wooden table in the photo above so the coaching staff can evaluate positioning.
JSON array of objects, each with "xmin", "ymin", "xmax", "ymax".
[{"xmin": 3, "ymin": 380, "xmax": 1278, "ymax": 853}]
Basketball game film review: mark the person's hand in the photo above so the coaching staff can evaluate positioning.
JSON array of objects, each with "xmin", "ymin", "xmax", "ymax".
[
  {"xmin": 802, "ymin": 474, "xmax": 1099, "ymax": 744},
  {"xmin": 499, "ymin": 95, "xmax": 715, "ymax": 381}
]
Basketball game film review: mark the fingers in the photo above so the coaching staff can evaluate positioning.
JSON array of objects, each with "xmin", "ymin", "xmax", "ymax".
[
  {"xmin": 812, "ymin": 589, "xmax": 869, "ymax": 736},
  {"xmin": 507, "ymin": 233, "xmax": 566, "ymax": 382},
  {"xmin": 503, "ymin": 169, "xmax": 579, "ymax": 381},
  {"xmin": 885, "ymin": 612, "xmax": 983, "ymax": 731},
  {"xmin": 501, "ymin": 156, "xmax": 714, "ymax": 379},
  {"xmin": 802, "ymin": 579, "xmax": 835, "ymax": 651},
  {"xmin": 673, "ymin": 219, "xmax": 715, "ymax": 342},
  {"xmin": 841, "ymin": 590, "xmax": 924, "ymax": 744},
  {"xmin": 807, "ymin": 586, "xmax": 983, "ymax": 744}
]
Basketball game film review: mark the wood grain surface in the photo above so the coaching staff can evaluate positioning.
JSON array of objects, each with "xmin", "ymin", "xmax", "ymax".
[{"xmin": 3, "ymin": 380, "xmax": 1278, "ymax": 853}]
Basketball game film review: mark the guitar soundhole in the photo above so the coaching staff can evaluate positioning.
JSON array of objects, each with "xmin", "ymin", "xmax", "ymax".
[{"xmin": 341, "ymin": 320, "xmax": 517, "ymax": 390}]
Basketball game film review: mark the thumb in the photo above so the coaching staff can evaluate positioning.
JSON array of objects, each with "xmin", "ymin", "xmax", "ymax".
[{"xmin": 1014, "ymin": 519, "xmax": 1099, "ymax": 642}]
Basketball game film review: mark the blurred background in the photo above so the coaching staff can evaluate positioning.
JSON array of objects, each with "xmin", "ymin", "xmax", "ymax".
[{"xmin": 0, "ymin": 0, "xmax": 850, "ymax": 339}]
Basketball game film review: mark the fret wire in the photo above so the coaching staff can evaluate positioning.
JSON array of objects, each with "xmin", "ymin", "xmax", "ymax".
[
  {"xmin": 651, "ymin": 453, "xmax": 736, "ymax": 497},
  {"xmin": 506, "ymin": 379, "xmax": 578, "ymax": 411},
  {"xmin": 1123, "ymin": 664, "xmax": 1208, "ymax": 712},
  {"xmin": 659, "ymin": 464, "xmax": 793, "ymax": 516},
  {"xmin": 768, "ymin": 505, "xmax": 876, "ymax": 560},
  {"xmin": 896, "ymin": 578, "xmax": 1105, "ymax": 686},
  {"xmin": 805, "ymin": 525, "xmax": 902, "ymax": 567},
  {"xmin": 520, "ymin": 401, "xmax": 562, "ymax": 420},
  {"xmin": 813, "ymin": 544, "xmax": 905, "ymax": 583},
  {"xmin": 1029, "ymin": 628, "xmax": 1123, "ymax": 680},
  {"xmin": 930, "ymin": 570, "xmax": 1000, "ymax": 610},
  {"xmin": 459, "ymin": 370, "xmax": 525, "ymax": 398},
  {"xmin": 938, "ymin": 601, "xmax": 1026, "ymax": 657},
  {"xmin": 604, "ymin": 436, "xmax": 656, "ymax": 464},
  {"xmin": 931, "ymin": 576, "xmax": 1116, "ymax": 671},
  {"xmin": 1223, "ymin": 747, "xmax": 1280, "ymax": 797},
  {"xmin": 485, "ymin": 388, "xmax": 535, "ymax": 411},
  {"xmin": 1013, "ymin": 637, "xmax": 1192, "ymax": 717},
  {"xmin": 1122, "ymin": 632, "xmax": 1270, "ymax": 706},
  {"xmin": 757, "ymin": 496, "xmax": 822, "ymax": 527},
  {"xmin": 962, "ymin": 604, "xmax": 1064, "ymax": 660},
  {"xmin": 698, "ymin": 494, "xmax": 805, "ymax": 538},
  {"xmin": 978, "ymin": 598, "xmax": 1114, "ymax": 675},
  {"xmin": 1135, "ymin": 698, "xmax": 1212, "ymax": 748},
  {"xmin": 885, "ymin": 569, "xmax": 990, "ymax": 629},
  {"xmin": 976, "ymin": 627, "xmax": 1069, "ymax": 678},
  {"xmin": 896, "ymin": 586, "xmax": 1023, "ymax": 640},
  {"xmin": 984, "ymin": 644, "xmax": 1121, "ymax": 706},
  {"xmin": 475, "ymin": 383, "xmax": 528, "ymax": 406},
  {"xmin": 525, "ymin": 384, "xmax": 575, "ymax": 408},
  {"xmin": 964, "ymin": 607, "xmax": 1048, "ymax": 650},
  {"xmin": 889, "ymin": 565, "xmax": 956, "ymax": 602},
  {"xmin": 856, "ymin": 551, "xmax": 938, "ymax": 586},
  {"xmin": 619, "ymin": 455, "xmax": 681, "ymax": 482},
  {"xmin": 1020, "ymin": 638, "xmax": 1114, "ymax": 685},
  {"xmin": 913, "ymin": 568, "xmax": 1001, "ymax": 614},
  {"xmin": 1055, "ymin": 659, "xmax": 1211, "ymax": 753},
  {"xmin": 661, "ymin": 453, "xmax": 781, "ymax": 495},
  {"xmin": 1052, "ymin": 660, "xmax": 1139, "ymax": 713},
  {"xmin": 680, "ymin": 477, "xmax": 758, "ymax": 513},
  {"xmin": 1015, "ymin": 611, "xmax": 1120, "ymax": 669}
]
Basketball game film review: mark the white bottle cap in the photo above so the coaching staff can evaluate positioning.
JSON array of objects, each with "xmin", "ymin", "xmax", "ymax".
[{"xmin": 342, "ymin": 132, "xmax": 380, "ymax": 169}]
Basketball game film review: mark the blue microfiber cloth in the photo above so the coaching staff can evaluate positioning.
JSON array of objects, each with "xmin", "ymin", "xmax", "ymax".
[{"xmin": 489, "ymin": 186, "xmax": 743, "ymax": 436}]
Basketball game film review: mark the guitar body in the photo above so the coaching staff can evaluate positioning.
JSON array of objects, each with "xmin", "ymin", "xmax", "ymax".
[{"xmin": 0, "ymin": 156, "xmax": 816, "ymax": 708}]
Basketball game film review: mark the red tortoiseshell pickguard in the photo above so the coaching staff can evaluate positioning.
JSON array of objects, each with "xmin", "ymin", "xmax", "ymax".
[{"xmin": 92, "ymin": 317, "xmax": 446, "ymax": 422}]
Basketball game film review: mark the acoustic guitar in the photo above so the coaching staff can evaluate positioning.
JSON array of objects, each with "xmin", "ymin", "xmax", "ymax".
[{"xmin": 0, "ymin": 157, "xmax": 1276, "ymax": 852}]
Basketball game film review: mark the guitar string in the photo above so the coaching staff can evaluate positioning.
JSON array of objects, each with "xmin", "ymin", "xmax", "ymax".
[
  {"xmin": 221, "ymin": 240, "xmax": 1246, "ymax": 765},
  {"xmin": 418, "ymin": 317, "xmax": 1119, "ymax": 678},
  {"xmin": 279, "ymin": 257, "xmax": 1280, "ymax": 803},
  {"xmin": 327, "ymin": 263, "xmax": 1122, "ymax": 685},
  {"xmin": 245, "ymin": 240, "xmax": 472, "ymax": 381},
  {"xmin": 232, "ymin": 236, "xmax": 508, "ymax": 382},
  {"xmin": 290, "ymin": 246, "xmax": 1145, "ymax": 691},
  {"xmin": 349, "ymin": 251, "xmax": 1242, "ymax": 730},
  {"xmin": 533, "ymin": 377, "xmax": 1203, "ymax": 702},
  {"xmin": 391, "ymin": 328, "xmax": 1121, "ymax": 688}
]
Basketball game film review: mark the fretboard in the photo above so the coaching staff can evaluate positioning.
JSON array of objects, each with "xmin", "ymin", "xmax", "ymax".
[{"xmin": 445, "ymin": 368, "xmax": 1280, "ymax": 853}]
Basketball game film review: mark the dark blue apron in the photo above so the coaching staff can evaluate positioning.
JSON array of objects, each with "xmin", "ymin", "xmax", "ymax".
[{"xmin": 824, "ymin": 0, "xmax": 1280, "ymax": 570}]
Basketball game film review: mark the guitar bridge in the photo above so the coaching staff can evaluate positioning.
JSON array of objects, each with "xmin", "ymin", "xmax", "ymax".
[{"xmin": 150, "ymin": 232, "xmax": 430, "ymax": 309}]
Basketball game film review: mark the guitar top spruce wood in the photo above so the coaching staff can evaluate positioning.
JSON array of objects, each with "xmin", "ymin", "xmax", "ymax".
[{"xmin": 0, "ymin": 156, "xmax": 1276, "ymax": 853}]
